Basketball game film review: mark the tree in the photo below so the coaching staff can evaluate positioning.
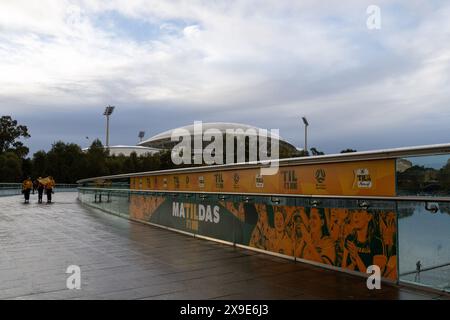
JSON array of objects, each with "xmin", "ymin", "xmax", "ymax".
[
  {"xmin": 297, "ymin": 149, "xmax": 309, "ymax": 157},
  {"xmin": 341, "ymin": 149, "xmax": 357, "ymax": 153},
  {"xmin": 0, "ymin": 152, "xmax": 23, "ymax": 182},
  {"xmin": 21, "ymin": 158, "xmax": 33, "ymax": 179},
  {"xmin": 46, "ymin": 141, "xmax": 86, "ymax": 183},
  {"xmin": 310, "ymin": 147, "xmax": 325, "ymax": 156},
  {"xmin": 141, "ymin": 153, "xmax": 162, "ymax": 171},
  {"xmin": 439, "ymin": 160, "xmax": 450, "ymax": 192},
  {"xmin": 106, "ymin": 154, "xmax": 126, "ymax": 175},
  {"xmin": 397, "ymin": 165, "xmax": 427, "ymax": 194},
  {"xmin": 0, "ymin": 116, "xmax": 30, "ymax": 157},
  {"xmin": 86, "ymin": 139, "xmax": 109, "ymax": 178},
  {"xmin": 32, "ymin": 151, "xmax": 48, "ymax": 178},
  {"xmin": 123, "ymin": 152, "xmax": 140, "ymax": 173},
  {"xmin": 159, "ymin": 149, "xmax": 177, "ymax": 170}
]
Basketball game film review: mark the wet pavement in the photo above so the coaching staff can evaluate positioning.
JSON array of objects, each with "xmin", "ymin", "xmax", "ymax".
[{"xmin": 0, "ymin": 193, "xmax": 448, "ymax": 300}]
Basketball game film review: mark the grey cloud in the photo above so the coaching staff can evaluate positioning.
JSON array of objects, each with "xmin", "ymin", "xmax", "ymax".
[{"xmin": 1, "ymin": 0, "xmax": 449, "ymax": 157}]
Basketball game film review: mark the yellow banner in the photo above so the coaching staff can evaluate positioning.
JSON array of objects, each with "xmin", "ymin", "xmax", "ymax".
[{"xmin": 131, "ymin": 159, "xmax": 396, "ymax": 197}]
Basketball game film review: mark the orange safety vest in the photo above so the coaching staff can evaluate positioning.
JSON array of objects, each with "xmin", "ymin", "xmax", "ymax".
[
  {"xmin": 22, "ymin": 180, "xmax": 33, "ymax": 190},
  {"xmin": 45, "ymin": 180, "xmax": 55, "ymax": 189}
]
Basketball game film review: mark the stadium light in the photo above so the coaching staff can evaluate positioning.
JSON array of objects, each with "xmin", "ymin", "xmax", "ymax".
[
  {"xmin": 104, "ymin": 105, "xmax": 115, "ymax": 147},
  {"xmin": 138, "ymin": 131, "xmax": 145, "ymax": 142},
  {"xmin": 301, "ymin": 116, "xmax": 309, "ymax": 155}
]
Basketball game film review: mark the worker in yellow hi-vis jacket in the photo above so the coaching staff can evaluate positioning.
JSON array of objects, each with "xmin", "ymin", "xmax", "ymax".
[
  {"xmin": 22, "ymin": 177, "xmax": 33, "ymax": 204},
  {"xmin": 44, "ymin": 176, "xmax": 55, "ymax": 204}
]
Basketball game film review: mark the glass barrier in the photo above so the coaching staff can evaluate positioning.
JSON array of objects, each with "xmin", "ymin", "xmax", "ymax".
[
  {"xmin": 80, "ymin": 178, "xmax": 130, "ymax": 189},
  {"xmin": 231, "ymin": 197, "xmax": 398, "ymax": 279},
  {"xmin": 77, "ymin": 148, "xmax": 450, "ymax": 294},
  {"xmin": 397, "ymin": 154, "xmax": 450, "ymax": 197},
  {"xmin": 0, "ymin": 183, "xmax": 78, "ymax": 196},
  {"xmin": 78, "ymin": 189, "xmax": 400, "ymax": 282},
  {"xmin": 398, "ymin": 201, "xmax": 450, "ymax": 292},
  {"xmin": 0, "ymin": 183, "xmax": 22, "ymax": 196},
  {"xmin": 78, "ymin": 188, "xmax": 130, "ymax": 217}
]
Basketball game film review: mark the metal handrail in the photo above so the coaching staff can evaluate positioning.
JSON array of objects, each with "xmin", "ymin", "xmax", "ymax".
[
  {"xmin": 77, "ymin": 187, "xmax": 450, "ymax": 203},
  {"xmin": 400, "ymin": 262, "xmax": 450, "ymax": 276},
  {"xmin": 76, "ymin": 142, "xmax": 450, "ymax": 183},
  {"xmin": 0, "ymin": 183, "xmax": 78, "ymax": 185},
  {"xmin": 0, "ymin": 184, "xmax": 78, "ymax": 189}
]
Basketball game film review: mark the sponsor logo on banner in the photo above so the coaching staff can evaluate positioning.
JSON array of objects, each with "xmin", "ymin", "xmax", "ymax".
[
  {"xmin": 198, "ymin": 176, "xmax": 205, "ymax": 188},
  {"xmin": 233, "ymin": 173, "xmax": 240, "ymax": 188},
  {"xmin": 255, "ymin": 174, "xmax": 264, "ymax": 188},
  {"xmin": 282, "ymin": 170, "xmax": 298, "ymax": 190},
  {"xmin": 134, "ymin": 159, "xmax": 394, "ymax": 196},
  {"xmin": 173, "ymin": 176, "xmax": 180, "ymax": 189},
  {"xmin": 315, "ymin": 169, "xmax": 326, "ymax": 190},
  {"xmin": 215, "ymin": 173, "xmax": 224, "ymax": 189},
  {"xmin": 354, "ymin": 168, "xmax": 372, "ymax": 188}
]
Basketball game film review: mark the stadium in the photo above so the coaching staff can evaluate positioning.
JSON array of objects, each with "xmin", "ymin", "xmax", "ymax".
[{"xmin": 102, "ymin": 122, "xmax": 300, "ymax": 158}]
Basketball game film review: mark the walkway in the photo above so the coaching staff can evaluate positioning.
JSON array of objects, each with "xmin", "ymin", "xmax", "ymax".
[{"xmin": 0, "ymin": 193, "xmax": 447, "ymax": 300}]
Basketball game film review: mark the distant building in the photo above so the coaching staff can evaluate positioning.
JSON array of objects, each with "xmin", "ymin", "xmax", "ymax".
[
  {"xmin": 85, "ymin": 122, "xmax": 298, "ymax": 159},
  {"xmin": 397, "ymin": 158, "xmax": 413, "ymax": 173},
  {"xmin": 83, "ymin": 145, "xmax": 161, "ymax": 157},
  {"xmin": 138, "ymin": 122, "xmax": 299, "ymax": 157}
]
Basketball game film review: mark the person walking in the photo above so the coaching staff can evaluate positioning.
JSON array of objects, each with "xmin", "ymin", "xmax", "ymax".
[
  {"xmin": 32, "ymin": 179, "xmax": 39, "ymax": 195},
  {"xmin": 22, "ymin": 177, "xmax": 33, "ymax": 204},
  {"xmin": 37, "ymin": 177, "xmax": 45, "ymax": 204},
  {"xmin": 45, "ymin": 176, "xmax": 55, "ymax": 204},
  {"xmin": 415, "ymin": 260, "xmax": 422, "ymax": 282}
]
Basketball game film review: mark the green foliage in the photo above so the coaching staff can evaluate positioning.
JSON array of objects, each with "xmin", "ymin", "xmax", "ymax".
[
  {"xmin": 85, "ymin": 139, "xmax": 109, "ymax": 178},
  {"xmin": 0, "ymin": 139, "xmax": 319, "ymax": 183},
  {"xmin": 0, "ymin": 116, "xmax": 328, "ymax": 183},
  {"xmin": 17, "ymin": 140, "xmax": 182, "ymax": 183},
  {"xmin": 0, "ymin": 116, "xmax": 30, "ymax": 157},
  {"xmin": 397, "ymin": 162, "xmax": 450, "ymax": 196},
  {"xmin": 0, "ymin": 152, "xmax": 23, "ymax": 182},
  {"xmin": 32, "ymin": 151, "xmax": 48, "ymax": 178},
  {"xmin": 340, "ymin": 148, "xmax": 357, "ymax": 153},
  {"xmin": 310, "ymin": 147, "xmax": 325, "ymax": 156},
  {"xmin": 21, "ymin": 158, "xmax": 33, "ymax": 178},
  {"xmin": 279, "ymin": 146, "xmax": 304, "ymax": 158},
  {"xmin": 10, "ymin": 142, "xmax": 169, "ymax": 182},
  {"xmin": 46, "ymin": 141, "xmax": 87, "ymax": 183},
  {"xmin": 440, "ymin": 160, "xmax": 450, "ymax": 191}
]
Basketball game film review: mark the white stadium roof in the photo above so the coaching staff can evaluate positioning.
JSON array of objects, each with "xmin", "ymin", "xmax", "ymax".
[
  {"xmin": 138, "ymin": 122, "xmax": 286, "ymax": 148},
  {"xmin": 82, "ymin": 145, "xmax": 161, "ymax": 157}
]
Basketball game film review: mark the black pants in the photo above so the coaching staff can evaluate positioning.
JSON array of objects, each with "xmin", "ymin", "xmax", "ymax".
[
  {"xmin": 46, "ymin": 189, "xmax": 53, "ymax": 203},
  {"xmin": 24, "ymin": 189, "xmax": 31, "ymax": 201},
  {"xmin": 38, "ymin": 189, "xmax": 44, "ymax": 203}
]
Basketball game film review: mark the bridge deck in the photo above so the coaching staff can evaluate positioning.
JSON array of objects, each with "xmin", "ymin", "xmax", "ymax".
[{"xmin": 0, "ymin": 193, "xmax": 447, "ymax": 300}]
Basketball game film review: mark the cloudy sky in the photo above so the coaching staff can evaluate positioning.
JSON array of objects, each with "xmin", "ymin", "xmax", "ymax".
[{"xmin": 0, "ymin": 0, "xmax": 449, "ymax": 155}]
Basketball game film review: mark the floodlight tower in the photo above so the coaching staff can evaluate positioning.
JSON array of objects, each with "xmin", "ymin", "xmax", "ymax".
[
  {"xmin": 104, "ymin": 105, "xmax": 115, "ymax": 148},
  {"xmin": 301, "ymin": 116, "xmax": 309, "ymax": 155},
  {"xmin": 138, "ymin": 131, "xmax": 145, "ymax": 143}
]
